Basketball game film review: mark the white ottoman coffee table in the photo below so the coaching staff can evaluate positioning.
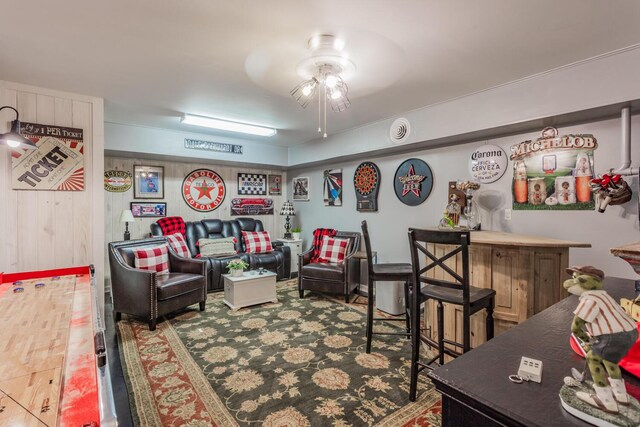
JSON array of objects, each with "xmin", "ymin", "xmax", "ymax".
[{"xmin": 223, "ymin": 270, "xmax": 277, "ymax": 310}]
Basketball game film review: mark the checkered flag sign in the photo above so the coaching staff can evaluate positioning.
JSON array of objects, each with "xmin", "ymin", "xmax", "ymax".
[{"xmin": 238, "ymin": 173, "xmax": 267, "ymax": 195}]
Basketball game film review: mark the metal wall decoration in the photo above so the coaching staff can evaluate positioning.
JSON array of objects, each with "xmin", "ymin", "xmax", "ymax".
[
  {"xmin": 354, "ymin": 161, "xmax": 380, "ymax": 212},
  {"xmin": 468, "ymin": 144, "xmax": 508, "ymax": 183},
  {"xmin": 230, "ymin": 198, "xmax": 274, "ymax": 216},
  {"xmin": 237, "ymin": 173, "xmax": 267, "ymax": 195},
  {"xmin": 293, "ymin": 177, "xmax": 309, "ymax": 201},
  {"xmin": 12, "ymin": 122, "xmax": 84, "ymax": 191},
  {"xmin": 104, "ymin": 170, "xmax": 132, "ymax": 193},
  {"xmin": 131, "ymin": 202, "xmax": 167, "ymax": 218},
  {"xmin": 323, "ymin": 169, "xmax": 343, "ymax": 206},
  {"xmin": 184, "ymin": 138, "xmax": 243, "ymax": 154},
  {"xmin": 510, "ymin": 127, "xmax": 597, "ymax": 210},
  {"xmin": 182, "ymin": 169, "xmax": 226, "ymax": 212},
  {"xmin": 268, "ymin": 174, "xmax": 282, "ymax": 195},
  {"xmin": 133, "ymin": 165, "xmax": 164, "ymax": 199},
  {"xmin": 393, "ymin": 158, "xmax": 434, "ymax": 206}
]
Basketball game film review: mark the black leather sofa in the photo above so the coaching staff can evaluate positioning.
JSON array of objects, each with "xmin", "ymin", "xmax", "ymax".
[{"xmin": 151, "ymin": 218, "xmax": 291, "ymax": 292}]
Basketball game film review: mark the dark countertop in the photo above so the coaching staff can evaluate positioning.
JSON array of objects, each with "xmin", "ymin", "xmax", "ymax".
[{"xmin": 428, "ymin": 276, "xmax": 640, "ymax": 427}]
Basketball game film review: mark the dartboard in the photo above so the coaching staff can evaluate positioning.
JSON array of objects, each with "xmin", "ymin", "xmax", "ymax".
[{"xmin": 354, "ymin": 162, "xmax": 379, "ymax": 195}]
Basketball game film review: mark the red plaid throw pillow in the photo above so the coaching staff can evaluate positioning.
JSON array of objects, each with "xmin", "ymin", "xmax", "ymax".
[
  {"xmin": 317, "ymin": 237, "xmax": 349, "ymax": 264},
  {"xmin": 242, "ymin": 231, "xmax": 273, "ymax": 254},
  {"xmin": 167, "ymin": 233, "xmax": 191, "ymax": 258},
  {"xmin": 311, "ymin": 228, "xmax": 337, "ymax": 262},
  {"xmin": 157, "ymin": 216, "xmax": 186, "ymax": 237},
  {"xmin": 133, "ymin": 244, "xmax": 170, "ymax": 273}
]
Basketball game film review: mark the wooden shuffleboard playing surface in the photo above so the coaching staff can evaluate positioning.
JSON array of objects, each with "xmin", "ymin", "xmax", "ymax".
[{"xmin": 0, "ymin": 272, "xmax": 100, "ymax": 426}]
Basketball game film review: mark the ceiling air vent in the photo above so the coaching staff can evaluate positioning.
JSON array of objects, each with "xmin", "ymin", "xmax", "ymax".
[{"xmin": 390, "ymin": 118, "xmax": 411, "ymax": 143}]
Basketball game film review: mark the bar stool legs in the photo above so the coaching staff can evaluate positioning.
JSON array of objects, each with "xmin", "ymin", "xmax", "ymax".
[{"xmin": 365, "ymin": 279, "xmax": 375, "ymax": 353}]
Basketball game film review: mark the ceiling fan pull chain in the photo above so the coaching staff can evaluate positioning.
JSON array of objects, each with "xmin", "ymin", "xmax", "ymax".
[{"xmin": 323, "ymin": 85, "xmax": 328, "ymax": 138}]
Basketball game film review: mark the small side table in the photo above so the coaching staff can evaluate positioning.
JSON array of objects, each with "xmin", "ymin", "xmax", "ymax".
[
  {"xmin": 276, "ymin": 238, "xmax": 303, "ymax": 278},
  {"xmin": 223, "ymin": 271, "xmax": 277, "ymax": 310}
]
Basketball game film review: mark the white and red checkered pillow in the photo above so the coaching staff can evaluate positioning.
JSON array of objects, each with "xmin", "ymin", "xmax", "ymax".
[
  {"xmin": 317, "ymin": 237, "xmax": 349, "ymax": 264},
  {"xmin": 167, "ymin": 233, "xmax": 191, "ymax": 258},
  {"xmin": 242, "ymin": 231, "xmax": 273, "ymax": 254},
  {"xmin": 133, "ymin": 244, "xmax": 170, "ymax": 273}
]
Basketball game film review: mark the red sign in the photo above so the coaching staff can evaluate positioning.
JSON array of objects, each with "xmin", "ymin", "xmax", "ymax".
[{"xmin": 182, "ymin": 169, "xmax": 226, "ymax": 212}]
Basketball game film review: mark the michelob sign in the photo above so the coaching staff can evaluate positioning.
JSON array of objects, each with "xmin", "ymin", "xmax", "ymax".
[
  {"xmin": 510, "ymin": 127, "xmax": 597, "ymax": 211},
  {"xmin": 12, "ymin": 122, "xmax": 84, "ymax": 191}
]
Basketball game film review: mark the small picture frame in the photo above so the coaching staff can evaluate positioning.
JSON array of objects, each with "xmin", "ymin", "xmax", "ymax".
[
  {"xmin": 293, "ymin": 177, "xmax": 310, "ymax": 201},
  {"xmin": 131, "ymin": 202, "xmax": 167, "ymax": 218},
  {"xmin": 134, "ymin": 165, "xmax": 164, "ymax": 199},
  {"xmin": 268, "ymin": 174, "xmax": 282, "ymax": 195}
]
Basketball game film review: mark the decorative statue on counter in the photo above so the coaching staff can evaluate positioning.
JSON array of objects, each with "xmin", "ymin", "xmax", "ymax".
[
  {"xmin": 590, "ymin": 173, "xmax": 632, "ymax": 213},
  {"xmin": 560, "ymin": 266, "xmax": 640, "ymax": 425}
]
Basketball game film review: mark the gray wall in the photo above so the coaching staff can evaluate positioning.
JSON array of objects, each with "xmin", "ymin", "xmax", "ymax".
[{"xmin": 289, "ymin": 115, "xmax": 640, "ymax": 279}]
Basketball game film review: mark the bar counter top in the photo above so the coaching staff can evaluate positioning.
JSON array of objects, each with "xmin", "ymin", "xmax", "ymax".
[{"xmin": 469, "ymin": 230, "xmax": 591, "ymax": 248}]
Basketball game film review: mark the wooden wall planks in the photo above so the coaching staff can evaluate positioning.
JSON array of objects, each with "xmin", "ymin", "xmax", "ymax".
[
  {"xmin": 0, "ymin": 81, "xmax": 104, "ymax": 306},
  {"xmin": 104, "ymin": 156, "xmax": 288, "ymax": 284}
]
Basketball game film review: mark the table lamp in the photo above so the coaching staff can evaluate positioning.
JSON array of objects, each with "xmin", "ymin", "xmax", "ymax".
[
  {"xmin": 120, "ymin": 209, "xmax": 135, "ymax": 240},
  {"xmin": 279, "ymin": 200, "xmax": 295, "ymax": 240}
]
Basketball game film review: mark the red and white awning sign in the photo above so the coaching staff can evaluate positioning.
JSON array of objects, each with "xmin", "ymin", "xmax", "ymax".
[{"xmin": 12, "ymin": 122, "xmax": 84, "ymax": 191}]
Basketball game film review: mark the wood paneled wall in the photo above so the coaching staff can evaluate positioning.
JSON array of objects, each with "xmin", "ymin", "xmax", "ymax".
[
  {"xmin": 0, "ymin": 81, "xmax": 104, "ymax": 298},
  {"xmin": 104, "ymin": 156, "xmax": 288, "ymax": 281}
]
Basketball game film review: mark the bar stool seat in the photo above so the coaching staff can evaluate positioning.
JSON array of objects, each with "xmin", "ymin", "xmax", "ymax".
[
  {"xmin": 422, "ymin": 284, "xmax": 494, "ymax": 305},
  {"xmin": 361, "ymin": 221, "xmax": 413, "ymax": 354}
]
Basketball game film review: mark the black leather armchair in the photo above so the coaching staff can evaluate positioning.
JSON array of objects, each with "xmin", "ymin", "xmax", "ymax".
[
  {"xmin": 108, "ymin": 237, "xmax": 208, "ymax": 331},
  {"xmin": 298, "ymin": 231, "xmax": 361, "ymax": 303}
]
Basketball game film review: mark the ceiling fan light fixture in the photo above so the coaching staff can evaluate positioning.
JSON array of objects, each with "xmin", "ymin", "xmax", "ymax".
[{"xmin": 181, "ymin": 114, "xmax": 277, "ymax": 137}]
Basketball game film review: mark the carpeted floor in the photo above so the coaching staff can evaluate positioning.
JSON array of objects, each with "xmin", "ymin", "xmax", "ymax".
[{"xmin": 117, "ymin": 280, "xmax": 441, "ymax": 426}]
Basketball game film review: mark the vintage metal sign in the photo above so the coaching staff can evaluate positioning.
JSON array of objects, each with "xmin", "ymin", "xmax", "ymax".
[
  {"xmin": 469, "ymin": 144, "xmax": 508, "ymax": 184},
  {"xmin": 230, "ymin": 198, "xmax": 274, "ymax": 216},
  {"xmin": 510, "ymin": 127, "xmax": 597, "ymax": 211},
  {"xmin": 104, "ymin": 170, "xmax": 132, "ymax": 192},
  {"xmin": 184, "ymin": 138, "xmax": 243, "ymax": 154},
  {"xmin": 394, "ymin": 158, "xmax": 433, "ymax": 206},
  {"xmin": 12, "ymin": 122, "xmax": 84, "ymax": 191},
  {"xmin": 182, "ymin": 169, "xmax": 226, "ymax": 212}
]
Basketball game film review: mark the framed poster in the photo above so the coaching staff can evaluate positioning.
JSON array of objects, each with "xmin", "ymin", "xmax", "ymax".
[
  {"xmin": 131, "ymin": 202, "xmax": 167, "ymax": 218},
  {"xmin": 323, "ymin": 169, "xmax": 343, "ymax": 206},
  {"xmin": 231, "ymin": 198, "xmax": 274, "ymax": 216},
  {"xmin": 268, "ymin": 174, "xmax": 282, "ymax": 195},
  {"xmin": 133, "ymin": 165, "xmax": 164, "ymax": 199},
  {"xmin": 12, "ymin": 122, "xmax": 84, "ymax": 190},
  {"xmin": 293, "ymin": 177, "xmax": 309, "ymax": 201},
  {"xmin": 238, "ymin": 173, "xmax": 267, "ymax": 195}
]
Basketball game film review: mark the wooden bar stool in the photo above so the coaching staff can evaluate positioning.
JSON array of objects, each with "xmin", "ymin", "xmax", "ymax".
[
  {"xmin": 361, "ymin": 221, "xmax": 413, "ymax": 354},
  {"xmin": 407, "ymin": 228, "xmax": 496, "ymax": 402}
]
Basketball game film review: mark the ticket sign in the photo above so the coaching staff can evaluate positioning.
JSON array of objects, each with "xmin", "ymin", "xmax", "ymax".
[{"xmin": 468, "ymin": 144, "xmax": 508, "ymax": 184}]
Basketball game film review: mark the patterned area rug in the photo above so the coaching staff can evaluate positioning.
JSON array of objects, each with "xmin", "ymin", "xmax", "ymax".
[{"xmin": 117, "ymin": 280, "xmax": 441, "ymax": 426}]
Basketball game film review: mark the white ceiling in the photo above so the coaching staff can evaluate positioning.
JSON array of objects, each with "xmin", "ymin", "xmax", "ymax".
[{"xmin": 2, "ymin": 0, "xmax": 640, "ymax": 147}]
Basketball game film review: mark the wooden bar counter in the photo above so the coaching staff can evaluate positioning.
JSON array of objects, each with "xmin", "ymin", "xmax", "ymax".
[{"xmin": 424, "ymin": 231, "xmax": 590, "ymax": 352}]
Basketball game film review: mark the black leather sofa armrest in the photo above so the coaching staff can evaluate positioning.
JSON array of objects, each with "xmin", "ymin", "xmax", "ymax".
[
  {"xmin": 272, "ymin": 241, "xmax": 284, "ymax": 248},
  {"xmin": 168, "ymin": 248, "xmax": 207, "ymax": 276}
]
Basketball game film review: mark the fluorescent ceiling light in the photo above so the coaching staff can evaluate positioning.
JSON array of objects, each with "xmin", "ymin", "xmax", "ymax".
[{"xmin": 181, "ymin": 114, "xmax": 277, "ymax": 137}]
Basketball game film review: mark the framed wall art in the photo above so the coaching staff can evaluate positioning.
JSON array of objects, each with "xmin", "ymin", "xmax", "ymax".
[
  {"xmin": 293, "ymin": 177, "xmax": 310, "ymax": 201},
  {"xmin": 133, "ymin": 165, "xmax": 164, "ymax": 199},
  {"xmin": 231, "ymin": 198, "xmax": 274, "ymax": 216},
  {"xmin": 238, "ymin": 173, "xmax": 267, "ymax": 195},
  {"xmin": 268, "ymin": 174, "xmax": 282, "ymax": 195},
  {"xmin": 323, "ymin": 169, "xmax": 342, "ymax": 206},
  {"xmin": 131, "ymin": 202, "xmax": 167, "ymax": 218}
]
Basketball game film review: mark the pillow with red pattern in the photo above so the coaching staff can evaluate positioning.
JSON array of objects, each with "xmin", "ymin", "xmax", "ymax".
[
  {"xmin": 317, "ymin": 237, "xmax": 349, "ymax": 264},
  {"xmin": 133, "ymin": 244, "xmax": 170, "ymax": 273},
  {"xmin": 242, "ymin": 231, "xmax": 273, "ymax": 254},
  {"xmin": 167, "ymin": 233, "xmax": 191, "ymax": 258}
]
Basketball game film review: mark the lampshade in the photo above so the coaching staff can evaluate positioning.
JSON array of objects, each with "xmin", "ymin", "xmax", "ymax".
[
  {"xmin": 120, "ymin": 209, "xmax": 135, "ymax": 223},
  {"xmin": 0, "ymin": 106, "xmax": 37, "ymax": 150},
  {"xmin": 280, "ymin": 201, "xmax": 295, "ymax": 216}
]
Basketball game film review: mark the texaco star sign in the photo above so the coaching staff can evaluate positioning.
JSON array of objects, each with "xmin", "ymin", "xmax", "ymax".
[{"xmin": 182, "ymin": 169, "xmax": 226, "ymax": 212}]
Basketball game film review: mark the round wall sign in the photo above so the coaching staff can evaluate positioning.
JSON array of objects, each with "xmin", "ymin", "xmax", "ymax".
[
  {"xmin": 182, "ymin": 169, "xmax": 226, "ymax": 212},
  {"xmin": 104, "ymin": 170, "xmax": 132, "ymax": 192},
  {"xmin": 469, "ymin": 144, "xmax": 508, "ymax": 183},
  {"xmin": 393, "ymin": 158, "xmax": 434, "ymax": 206}
]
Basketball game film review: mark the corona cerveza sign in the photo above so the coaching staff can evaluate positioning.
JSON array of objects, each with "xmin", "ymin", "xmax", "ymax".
[
  {"xmin": 468, "ymin": 144, "xmax": 508, "ymax": 183},
  {"xmin": 182, "ymin": 169, "xmax": 226, "ymax": 212}
]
